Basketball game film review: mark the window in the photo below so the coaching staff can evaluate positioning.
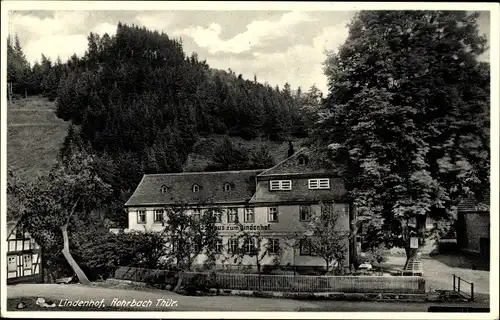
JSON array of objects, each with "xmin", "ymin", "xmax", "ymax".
[
  {"xmin": 298, "ymin": 155, "xmax": 308, "ymax": 165},
  {"xmin": 192, "ymin": 184, "xmax": 200, "ymax": 192},
  {"xmin": 299, "ymin": 205, "xmax": 311, "ymax": 221},
  {"xmin": 8, "ymin": 256, "xmax": 16, "ymax": 272},
  {"xmin": 308, "ymin": 178, "xmax": 330, "ymax": 190},
  {"xmin": 154, "ymin": 210, "xmax": 164, "ymax": 223},
  {"xmin": 193, "ymin": 210, "xmax": 201, "ymax": 221},
  {"xmin": 215, "ymin": 211, "xmax": 222, "ymax": 223},
  {"xmin": 160, "ymin": 185, "xmax": 169, "ymax": 193},
  {"xmin": 216, "ymin": 238, "xmax": 223, "ymax": 253},
  {"xmin": 269, "ymin": 180, "xmax": 292, "ymax": 191},
  {"xmin": 244, "ymin": 238, "xmax": 256, "ymax": 255},
  {"xmin": 137, "ymin": 210, "xmax": 146, "ymax": 224},
  {"xmin": 299, "ymin": 238, "xmax": 314, "ymax": 256},
  {"xmin": 227, "ymin": 208, "xmax": 238, "ymax": 223},
  {"xmin": 268, "ymin": 238, "xmax": 280, "ymax": 255},
  {"xmin": 223, "ymin": 183, "xmax": 232, "ymax": 192},
  {"xmin": 244, "ymin": 208, "xmax": 255, "ymax": 223},
  {"xmin": 23, "ymin": 254, "xmax": 32, "ymax": 269},
  {"xmin": 228, "ymin": 238, "xmax": 239, "ymax": 254},
  {"xmin": 268, "ymin": 207, "xmax": 279, "ymax": 222}
]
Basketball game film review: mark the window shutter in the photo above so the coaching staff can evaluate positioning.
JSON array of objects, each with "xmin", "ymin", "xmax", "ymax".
[
  {"xmin": 280, "ymin": 180, "xmax": 292, "ymax": 190},
  {"xmin": 309, "ymin": 178, "xmax": 330, "ymax": 189},
  {"xmin": 308, "ymin": 179, "xmax": 319, "ymax": 189},
  {"xmin": 319, "ymin": 179, "xmax": 330, "ymax": 189},
  {"xmin": 270, "ymin": 180, "xmax": 292, "ymax": 191},
  {"xmin": 270, "ymin": 180, "xmax": 280, "ymax": 190}
]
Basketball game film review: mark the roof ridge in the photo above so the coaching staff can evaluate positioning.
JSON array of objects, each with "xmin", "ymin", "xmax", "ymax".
[
  {"xmin": 258, "ymin": 148, "xmax": 308, "ymax": 176},
  {"xmin": 144, "ymin": 169, "xmax": 265, "ymax": 177}
]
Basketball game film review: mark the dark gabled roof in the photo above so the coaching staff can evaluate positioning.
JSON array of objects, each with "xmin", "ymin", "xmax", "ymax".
[
  {"xmin": 458, "ymin": 194, "xmax": 490, "ymax": 212},
  {"xmin": 249, "ymin": 177, "xmax": 347, "ymax": 204},
  {"xmin": 125, "ymin": 169, "xmax": 263, "ymax": 207},
  {"xmin": 250, "ymin": 148, "xmax": 347, "ymax": 203},
  {"xmin": 7, "ymin": 221, "xmax": 18, "ymax": 238},
  {"xmin": 258, "ymin": 148, "xmax": 334, "ymax": 177}
]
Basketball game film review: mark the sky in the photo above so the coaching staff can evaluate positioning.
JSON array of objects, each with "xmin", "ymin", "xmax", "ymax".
[{"xmin": 8, "ymin": 9, "xmax": 491, "ymax": 94}]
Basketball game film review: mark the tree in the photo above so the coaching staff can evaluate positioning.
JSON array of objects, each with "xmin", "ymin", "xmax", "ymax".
[
  {"xmin": 228, "ymin": 225, "xmax": 282, "ymax": 291},
  {"xmin": 7, "ymin": 35, "xmax": 31, "ymax": 97},
  {"xmin": 247, "ymin": 146, "xmax": 275, "ymax": 170},
  {"xmin": 161, "ymin": 203, "xmax": 222, "ymax": 291},
  {"xmin": 313, "ymin": 11, "xmax": 490, "ymax": 266},
  {"xmin": 302, "ymin": 202, "xmax": 351, "ymax": 274},
  {"xmin": 206, "ymin": 138, "xmax": 250, "ymax": 171},
  {"xmin": 10, "ymin": 150, "xmax": 112, "ymax": 284}
]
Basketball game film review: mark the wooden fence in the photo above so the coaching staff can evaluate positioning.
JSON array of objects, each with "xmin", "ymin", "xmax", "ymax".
[
  {"xmin": 181, "ymin": 272, "xmax": 425, "ymax": 294},
  {"xmin": 114, "ymin": 267, "xmax": 425, "ymax": 294}
]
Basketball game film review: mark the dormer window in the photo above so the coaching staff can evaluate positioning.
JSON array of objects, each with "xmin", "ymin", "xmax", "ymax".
[
  {"xmin": 298, "ymin": 155, "xmax": 308, "ymax": 166},
  {"xmin": 223, "ymin": 183, "xmax": 232, "ymax": 192},
  {"xmin": 269, "ymin": 180, "xmax": 292, "ymax": 191},
  {"xmin": 308, "ymin": 178, "xmax": 330, "ymax": 190},
  {"xmin": 160, "ymin": 185, "xmax": 169, "ymax": 193},
  {"xmin": 192, "ymin": 184, "xmax": 200, "ymax": 192}
]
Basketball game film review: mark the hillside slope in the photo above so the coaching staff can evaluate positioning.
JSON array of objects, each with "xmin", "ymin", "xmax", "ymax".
[
  {"xmin": 7, "ymin": 96, "xmax": 69, "ymax": 183},
  {"xmin": 7, "ymin": 96, "xmax": 307, "ymax": 184},
  {"xmin": 183, "ymin": 135, "xmax": 306, "ymax": 172}
]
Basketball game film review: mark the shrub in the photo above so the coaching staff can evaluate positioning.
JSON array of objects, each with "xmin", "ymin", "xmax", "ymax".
[
  {"xmin": 364, "ymin": 244, "xmax": 388, "ymax": 267},
  {"xmin": 181, "ymin": 273, "xmax": 219, "ymax": 296},
  {"xmin": 437, "ymin": 240, "xmax": 458, "ymax": 253},
  {"xmin": 70, "ymin": 228, "xmax": 169, "ymax": 281},
  {"xmin": 262, "ymin": 264, "xmax": 279, "ymax": 275}
]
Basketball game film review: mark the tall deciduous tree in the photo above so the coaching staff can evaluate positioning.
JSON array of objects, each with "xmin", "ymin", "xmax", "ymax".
[
  {"xmin": 10, "ymin": 150, "xmax": 112, "ymax": 284},
  {"xmin": 161, "ymin": 203, "xmax": 222, "ymax": 291},
  {"xmin": 300, "ymin": 202, "xmax": 351, "ymax": 274},
  {"xmin": 313, "ymin": 11, "xmax": 489, "ymax": 265},
  {"xmin": 227, "ymin": 226, "xmax": 283, "ymax": 291}
]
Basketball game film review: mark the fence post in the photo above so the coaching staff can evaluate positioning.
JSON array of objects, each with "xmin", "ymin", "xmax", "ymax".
[
  {"xmin": 471, "ymin": 283, "xmax": 474, "ymax": 301},
  {"xmin": 453, "ymin": 274, "xmax": 456, "ymax": 291},
  {"xmin": 457, "ymin": 277, "xmax": 460, "ymax": 293}
]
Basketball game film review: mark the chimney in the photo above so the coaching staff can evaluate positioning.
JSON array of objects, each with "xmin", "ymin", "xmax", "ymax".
[{"xmin": 287, "ymin": 140, "xmax": 295, "ymax": 158}]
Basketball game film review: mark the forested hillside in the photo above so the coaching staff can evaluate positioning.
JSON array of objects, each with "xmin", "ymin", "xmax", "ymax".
[{"xmin": 7, "ymin": 23, "xmax": 322, "ymax": 226}]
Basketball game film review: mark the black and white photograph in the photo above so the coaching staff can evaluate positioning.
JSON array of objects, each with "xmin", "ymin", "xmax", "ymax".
[{"xmin": 1, "ymin": 1, "xmax": 498, "ymax": 318}]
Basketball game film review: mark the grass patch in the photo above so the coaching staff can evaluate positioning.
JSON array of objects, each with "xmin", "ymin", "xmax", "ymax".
[{"xmin": 7, "ymin": 96, "xmax": 69, "ymax": 184}]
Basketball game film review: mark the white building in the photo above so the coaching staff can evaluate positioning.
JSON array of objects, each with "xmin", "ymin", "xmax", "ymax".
[
  {"xmin": 6, "ymin": 220, "xmax": 42, "ymax": 284},
  {"xmin": 125, "ymin": 149, "xmax": 356, "ymax": 272}
]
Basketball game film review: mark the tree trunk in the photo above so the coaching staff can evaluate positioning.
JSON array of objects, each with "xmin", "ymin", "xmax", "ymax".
[
  {"xmin": 173, "ymin": 274, "xmax": 183, "ymax": 293},
  {"xmin": 325, "ymin": 260, "xmax": 330, "ymax": 275},
  {"xmin": 403, "ymin": 214, "xmax": 427, "ymax": 268},
  {"xmin": 60, "ymin": 224, "xmax": 91, "ymax": 285},
  {"xmin": 417, "ymin": 214, "xmax": 427, "ymax": 245},
  {"xmin": 257, "ymin": 259, "xmax": 261, "ymax": 292}
]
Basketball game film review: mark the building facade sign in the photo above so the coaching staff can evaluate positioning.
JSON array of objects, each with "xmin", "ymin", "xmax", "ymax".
[{"xmin": 216, "ymin": 224, "xmax": 271, "ymax": 231}]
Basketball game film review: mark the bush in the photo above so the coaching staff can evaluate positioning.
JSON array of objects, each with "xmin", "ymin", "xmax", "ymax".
[
  {"xmin": 364, "ymin": 245, "xmax": 388, "ymax": 267},
  {"xmin": 437, "ymin": 240, "xmax": 458, "ymax": 253},
  {"xmin": 262, "ymin": 264, "xmax": 279, "ymax": 275},
  {"xmin": 182, "ymin": 273, "xmax": 219, "ymax": 296},
  {"xmin": 71, "ymin": 228, "xmax": 169, "ymax": 281}
]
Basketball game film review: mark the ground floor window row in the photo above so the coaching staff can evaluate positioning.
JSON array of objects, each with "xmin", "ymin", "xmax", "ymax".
[
  {"xmin": 136, "ymin": 204, "xmax": 348, "ymax": 224},
  {"xmin": 171, "ymin": 236, "xmax": 322, "ymax": 257}
]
